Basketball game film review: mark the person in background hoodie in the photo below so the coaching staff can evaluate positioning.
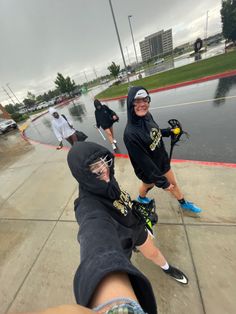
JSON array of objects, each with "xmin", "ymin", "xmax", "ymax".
[
  {"xmin": 94, "ymin": 99, "xmax": 119, "ymax": 150},
  {"xmin": 49, "ymin": 107, "xmax": 78, "ymax": 149},
  {"xmin": 66, "ymin": 141, "xmax": 188, "ymax": 314},
  {"xmin": 123, "ymin": 86, "xmax": 202, "ymax": 214}
]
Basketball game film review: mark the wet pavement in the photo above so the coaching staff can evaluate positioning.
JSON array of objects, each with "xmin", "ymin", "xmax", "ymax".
[
  {"xmin": 25, "ymin": 74, "xmax": 236, "ymax": 163},
  {"xmin": 1, "ymin": 132, "xmax": 236, "ymax": 314}
]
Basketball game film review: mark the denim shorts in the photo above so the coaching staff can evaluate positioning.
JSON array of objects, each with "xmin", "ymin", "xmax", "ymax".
[{"xmin": 93, "ymin": 297, "xmax": 146, "ymax": 314}]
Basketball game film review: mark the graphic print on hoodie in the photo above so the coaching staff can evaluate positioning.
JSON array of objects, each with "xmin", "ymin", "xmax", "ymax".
[
  {"xmin": 123, "ymin": 86, "xmax": 171, "ymax": 189},
  {"xmin": 67, "ymin": 141, "xmax": 157, "ymax": 314}
]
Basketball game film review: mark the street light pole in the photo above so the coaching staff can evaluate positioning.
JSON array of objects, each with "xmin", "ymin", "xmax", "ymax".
[
  {"xmin": 205, "ymin": 10, "xmax": 209, "ymax": 51},
  {"xmin": 108, "ymin": 0, "xmax": 130, "ymax": 83},
  {"xmin": 126, "ymin": 46, "xmax": 131, "ymax": 65},
  {"xmin": 128, "ymin": 15, "xmax": 138, "ymax": 64}
]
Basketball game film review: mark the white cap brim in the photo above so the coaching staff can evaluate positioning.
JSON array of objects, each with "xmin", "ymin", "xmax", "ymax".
[{"xmin": 134, "ymin": 89, "xmax": 148, "ymax": 99}]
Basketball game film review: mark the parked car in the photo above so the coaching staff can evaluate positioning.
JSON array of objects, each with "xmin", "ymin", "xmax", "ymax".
[
  {"xmin": 0, "ymin": 119, "xmax": 18, "ymax": 134},
  {"xmin": 154, "ymin": 58, "xmax": 164, "ymax": 65},
  {"xmin": 36, "ymin": 101, "xmax": 49, "ymax": 110},
  {"xmin": 47, "ymin": 99, "xmax": 55, "ymax": 106}
]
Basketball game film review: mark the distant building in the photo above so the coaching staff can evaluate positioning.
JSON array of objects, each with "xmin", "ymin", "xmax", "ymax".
[
  {"xmin": 139, "ymin": 29, "xmax": 173, "ymax": 62},
  {"xmin": 0, "ymin": 104, "xmax": 11, "ymax": 119}
]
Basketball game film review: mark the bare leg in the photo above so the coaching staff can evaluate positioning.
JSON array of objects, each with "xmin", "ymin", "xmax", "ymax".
[
  {"xmin": 163, "ymin": 169, "xmax": 184, "ymax": 200},
  {"xmin": 139, "ymin": 182, "xmax": 155, "ymax": 198},
  {"xmin": 110, "ymin": 126, "xmax": 114, "ymax": 138},
  {"xmin": 104, "ymin": 128, "xmax": 114, "ymax": 144},
  {"xmin": 90, "ymin": 272, "xmax": 138, "ymax": 308},
  {"xmin": 66, "ymin": 133, "xmax": 78, "ymax": 146},
  {"xmin": 137, "ymin": 233, "xmax": 167, "ymax": 267}
]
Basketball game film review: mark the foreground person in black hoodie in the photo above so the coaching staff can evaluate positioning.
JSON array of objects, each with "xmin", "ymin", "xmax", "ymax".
[
  {"xmin": 67, "ymin": 141, "xmax": 188, "ymax": 314},
  {"xmin": 123, "ymin": 86, "xmax": 202, "ymax": 214},
  {"xmin": 94, "ymin": 99, "xmax": 119, "ymax": 150}
]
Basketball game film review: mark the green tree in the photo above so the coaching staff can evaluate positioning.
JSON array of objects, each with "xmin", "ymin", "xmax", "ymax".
[
  {"xmin": 221, "ymin": 0, "xmax": 236, "ymax": 43},
  {"xmin": 54, "ymin": 73, "xmax": 75, "ymax": 94},
  {"xmin": 5, "ymin": 104, "xmax": 16, "ymax": 114},
  {"xmin": 23, "ymin": 98, "xmax": 36, "ymax": 109},
  {"xmin": 27, "ymin": 91, "xmax": 36, "ymax": 101},
  {"xmin": 107, "ymin": 62, "xmax": 120, "ymax": 79}
]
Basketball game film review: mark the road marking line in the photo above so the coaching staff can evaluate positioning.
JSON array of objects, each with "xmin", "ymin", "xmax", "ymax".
[{"xmin": 150, "ymin": 95, "xmax": 236, "ymax": 111}]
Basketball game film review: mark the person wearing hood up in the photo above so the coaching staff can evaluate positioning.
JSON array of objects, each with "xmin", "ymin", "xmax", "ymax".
[
  {"xmin": 123, "ymin": 86, "xmax": 202, "ymax": 214},
  {"xmin": 49, "ymin": 107, "xmax": 78, "ymax": 149},
  {"xmin": 67, "ymin": 141, "xmax": 188, "ymax": 314},
  {"xmin": 94, "ymin": 99, "xmax": 119, "ymax": 150}
]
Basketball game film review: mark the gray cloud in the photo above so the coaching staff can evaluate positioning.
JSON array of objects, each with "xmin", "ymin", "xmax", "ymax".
[{"xmin": 0, "ymin": 0, "xmax": 222, "ymax": 105}]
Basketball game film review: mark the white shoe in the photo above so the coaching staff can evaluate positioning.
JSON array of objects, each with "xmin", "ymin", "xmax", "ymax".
[
  {"xmin": 112, "ymin": 143, "xmax": 117, "ymax": 150},
  {"xmin": 113, "ymin": 139, "xmax": 117, "ymax": 144}
]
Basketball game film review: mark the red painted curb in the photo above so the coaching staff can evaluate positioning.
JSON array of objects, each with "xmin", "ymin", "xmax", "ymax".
[
  {"xmin": 113, "ymin": 153, "xmax": 236, "ymax": 168},
  {"xmin": 100, "ymin": 69, "xmax": 236, "ymax": 102},
  {"xmin": 20, "ymin": 131, "xmax": 236, "ymax": 168}
]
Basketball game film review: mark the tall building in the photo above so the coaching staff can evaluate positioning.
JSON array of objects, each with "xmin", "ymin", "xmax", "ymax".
[{"xmin": 139, "ymin": 29, "xmax": 173, "ymax": 62}]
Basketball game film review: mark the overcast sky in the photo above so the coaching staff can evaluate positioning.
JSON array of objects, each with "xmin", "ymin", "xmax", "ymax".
[{"xmin": 0, "ymin": 0, "xmax": 222, "ymax": 106}]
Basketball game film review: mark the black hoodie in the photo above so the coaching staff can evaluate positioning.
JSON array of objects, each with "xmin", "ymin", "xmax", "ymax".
[
  {"xmin": 123, "ymin": 86, "xmax": 171, "ymax": 189},
  {"xmin": 67, "ymin": 141, "xmax": 157, "ymax": 314},
  {"xmin": 94, "ymin": 99, "xmax": 118, "ymax": 129}
]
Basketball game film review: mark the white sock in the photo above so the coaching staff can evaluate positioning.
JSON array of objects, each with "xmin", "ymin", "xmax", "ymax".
[{"xmin": 161, "ymin": 262, "xmax": 169, "ymax": 270}]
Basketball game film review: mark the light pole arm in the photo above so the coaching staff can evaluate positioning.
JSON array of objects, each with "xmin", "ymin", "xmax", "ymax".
[{"xmin": 128, "ymin": 15, "xmax": 138, "ymax": 64}]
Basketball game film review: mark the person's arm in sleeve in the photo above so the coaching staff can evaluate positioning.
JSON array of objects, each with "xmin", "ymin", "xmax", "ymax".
[
  {"xmin": 95, "ymin": 111, "xmax": 100, "ymax": 128},
  {"xmin": 52, "ymin": 124, "xmax": 63, "ymax": 149},
  {"xmin": 52, "ymin": 123, "xmax": 63, "ymax": 142},
  {"xmin": 105, "ymin": 105, "xmax": 119, "ymax": 121},
  {"xmin": 125, "ymin": 135, "xmax": 170, "ymax": 189},
  {"xmin": 161, "ymin": 127, "xmax": 172, "ymax": 137}
]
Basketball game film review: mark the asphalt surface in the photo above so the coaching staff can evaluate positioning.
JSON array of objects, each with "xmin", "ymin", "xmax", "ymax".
[{"xmin": 25, "ymin": 74, "xmax": 236, "ymax": 163}]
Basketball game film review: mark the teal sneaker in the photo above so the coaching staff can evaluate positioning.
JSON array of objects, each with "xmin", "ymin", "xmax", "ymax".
[
  {"xmin": 137, "ymin": 196, "xmax": 152, "ymax": 204},
  {"xmin": 180, "ymin": 201, "xmax": 202, "ymax": 213}
]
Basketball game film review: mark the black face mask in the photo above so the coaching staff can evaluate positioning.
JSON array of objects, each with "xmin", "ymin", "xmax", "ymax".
[{"xmin": 104, "ymin": 176, "xmax": 121, "ymax": 200}]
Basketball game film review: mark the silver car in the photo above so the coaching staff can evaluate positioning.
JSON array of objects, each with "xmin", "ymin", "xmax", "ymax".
[{"xmin": 0, "ymin": 118, "xmax": 18, "ymax": 134}]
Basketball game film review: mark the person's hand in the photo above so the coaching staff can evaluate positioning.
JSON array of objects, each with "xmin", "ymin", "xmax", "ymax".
[
  {"xmin": 164, "ymin": 183, "xmax": 175, "ymax": 192},
  {"xmin": 56, "ymin": 141, "xmax": 63, "ymax": 150},
  {"xmin": 171, "ymin": 127, "xmax": 181, "ymax": 135}
]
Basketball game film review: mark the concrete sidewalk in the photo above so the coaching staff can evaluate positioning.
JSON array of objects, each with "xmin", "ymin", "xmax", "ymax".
[{"xmin": 1, "ymin": 132, "xmax": 236, "ymax": 314}]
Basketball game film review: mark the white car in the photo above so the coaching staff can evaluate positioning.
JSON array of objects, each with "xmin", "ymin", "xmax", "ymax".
[
  {"xmin": 36, "ymin": 101, "xmax": 49, "ymax": 110},
  {"xmin": 0, "ymin": 119, "xmax": 17, "ymax": 134},
  {"xmin": 154, "ymin": 58, "xmax": 164, "ymax": 65}
]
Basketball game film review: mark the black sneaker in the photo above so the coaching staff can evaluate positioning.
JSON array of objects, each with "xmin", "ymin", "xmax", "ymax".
[{"xmin": 163, "ymin": 265, "xmax": 188, "ymax": 285}]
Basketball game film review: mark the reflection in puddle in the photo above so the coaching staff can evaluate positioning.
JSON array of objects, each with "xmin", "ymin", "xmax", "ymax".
[
  {"xmin": 118, "ymin": 98, "xmax": 126, "ymax": 109},
  {"xmin": 214, "ymin": 75, "xmax": 236, "ymax": 106},
  {"xmin": 42, "ymin": 118, "xmax": 51, "ymax": 129},
  {"xmin": 68, "ymin": 102, "xmax": 87, "ymax": 122}
]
